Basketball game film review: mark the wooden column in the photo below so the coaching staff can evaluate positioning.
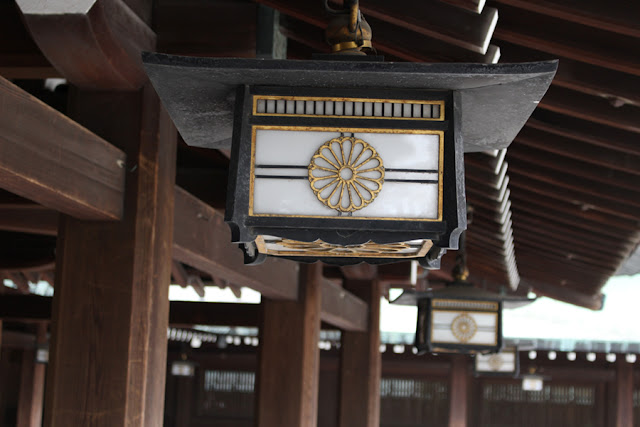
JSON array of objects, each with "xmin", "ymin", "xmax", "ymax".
[
  {"xmin": 614, "ymin": 359, "xmax": 634, "ymax": 427},
  {"xmin": 449, "ymin": 355, "xmax": 469, "ymax": 427},
  {"xmin": 338, "ymin": 278, "xmax": 381, "ymax": 427},
  {"xmin": 17, "ymin": 323, "xmax": 47, "ymax": 427},
  {"xmin": 44, "ymin": 86, "xmax": 177, "ymax": 427},
  {"xmin": 255, "ymin": 263, "xmax": 321, "ymax": 427}
]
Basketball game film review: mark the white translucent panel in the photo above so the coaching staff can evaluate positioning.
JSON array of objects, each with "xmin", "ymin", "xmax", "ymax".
[
  {"xmin": 364, "ymin": 102, "xmax": 373, "ymax": 116},
  {"xmin": 286, "ymin": 100, "xmax": 295, "ymax": 114},
  {"xmin": 422, "ymin": 104, "xmax": 432, "ymax": 118},
  {"xmin": 354, "ymin": 102, "xmax": 364, "ymax": 116},
  {"xmin": 255, "ymin": 129, "xmax": 341, "ymax": 166},
  {"xmin": 325, "ymin": 101, "xmax": 334, "ymax": 115},
  {"xmin": 476, "ymin": 352, "xmax": 516, "ymax": 372},
  {"xmin": 254, "ymin": 167, "xmax": 307, "ymax": 177},
  {"xmin": 344, "ymin": 101, "xmax": 354, "ymax": 116},
  {"xmin": 351, "ymin": 182, "xmax": 439, "ymax": 219},
  {"xmin": 433, "ymin": 104, "xmax": 441, "ymax": 118},
  {"xmin": 266, "ymin": 99, "xmax": 276, "ymax": 113},
  {"xmin": 253, "ymin": 179, "xmax": 336, "ymax": 216},
  {"xmin": 254, "ymin": 129, "xmax": 442, "ymax": 219},
  {"xmin": 383, "ymin": 103, "xmax": 393, "ymax": 117},
  {"xmin": 256, "ymin": 99, "xmax": 266, "ymax": 113},
  {"xmin": 355, "ymin": 132, "xmax": 440, "ymax": 170},
  {"xmin": 432, "ymin": 310, "xmax": 497, "ymax": 327},
  {"xmin": 431, "ymin": 310, "xmax": 497, "ymax": 345},
  {"xmin": 276, "ymin": 99, "xmax": 285, "ymax": 114},
  {"xmin": 296, "ymin": 100, "xmax": 305, "ymax": 114},
  {"xmin": 403, "ymin": 104, "xmax": 412, "ymax": 118},
  {"xmin": 335, "ymin": 102, "xmax": 344, "ymax": 116},
  {"xmin": 315, "ymin": 101, "xmax": 325, "ymax": 115},
  {"xmin": 374, "ymin": 102, "xmax": 383, "ymax": 116},
  {"xmin": 393, "ymin": 103, "xmax": 402, "ymax": 117},
  {"xmin": 306, "ymin": 100, "xmax": 315, "ymax": 114},
  {"xmin": 413, "ymin": 104, "xmax": 422, "ymax": 118}
]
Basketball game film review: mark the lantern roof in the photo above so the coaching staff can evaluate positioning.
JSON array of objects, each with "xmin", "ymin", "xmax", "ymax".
[
  {"xmin": 142, "ymin": 53, "xmax": 557, "ymax": 153},
  {"xmin": 392, "ymin": 287, "xmax": 534, "ymax": 309}
]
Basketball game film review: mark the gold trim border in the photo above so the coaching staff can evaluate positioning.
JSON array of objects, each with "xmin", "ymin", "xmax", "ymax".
[
  {"xmin": 254, "ymin": 236, "xmax": 433, "ymax": 259},
  {"xmin": 248, "ymin": 125, "xmax": 444, "ymax": 222},
  {"xmin": 432, "ymin": 299, "xmax": 499, "ymax": 312},
  {"xmin": 252, "ymin": 95, "xmax": 445, "ymax": 121},
  {"xmin": 429, "ymin": 309, "xmax": 499, "ymax": 346}
]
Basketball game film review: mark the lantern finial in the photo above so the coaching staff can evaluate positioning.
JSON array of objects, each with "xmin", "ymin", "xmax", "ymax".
[{"xmin": 324, "ymin": 0, "xmax": 373, "ymax": 54}]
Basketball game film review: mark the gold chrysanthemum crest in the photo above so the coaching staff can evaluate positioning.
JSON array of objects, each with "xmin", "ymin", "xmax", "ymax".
[
  {"xmin": 451, "ymin": 313, "xmax": 478, "ymax": 343},
  {"xmin": 308, "ymin": 136, "xmax": 384, "ymax": 213}
]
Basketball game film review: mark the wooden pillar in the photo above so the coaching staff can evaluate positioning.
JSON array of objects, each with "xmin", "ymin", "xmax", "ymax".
[
  {"xmin": 338, "ymin": 278, "xmax": 381, "ymax": 427},
  {"xmin": 44, "ymin": 86, "xmax": 177, "ymax": 427},
  {"xmin": 17, "ymin": 323, "xmax": 47, "ymax": 427},
  {"xmin": 449, "ymin": 355, "xmax": 469, "ymax": 427},
  {"xmin": 255, "ymin": 263, "xmax": 320, "ymax": 427},
  {"xmin": 614, "ymin": 359, "xmax": 634, "ymax": 427}
]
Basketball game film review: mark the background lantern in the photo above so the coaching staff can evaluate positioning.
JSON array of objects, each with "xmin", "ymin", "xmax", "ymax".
[
  {"xmin": 392, "ymin": 232, "xmax": 534, "ymax": 354},
  {"xmin": 474, "ymin": 347, "xmax": 519, "ymax": 377}
]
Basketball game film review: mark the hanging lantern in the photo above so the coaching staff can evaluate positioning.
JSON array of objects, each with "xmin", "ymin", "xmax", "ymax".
[
  {"xmin": 142, "ymin": 2, "xmax": 556, "ymax": 266},
  {"xmin": 474, "ymin": 347, "xmax": 519, "ymax": 376}
]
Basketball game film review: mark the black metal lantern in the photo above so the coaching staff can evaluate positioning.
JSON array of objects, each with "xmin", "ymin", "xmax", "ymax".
[
  {"xmin": 143, "ymin": 55, "xmax": 556, "ymax": 265},
  {"xmin": 142, "ymin": 0, "xmax": 556, "ymax": 266}
]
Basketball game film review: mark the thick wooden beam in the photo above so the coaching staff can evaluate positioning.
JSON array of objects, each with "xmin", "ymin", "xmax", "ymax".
[
  {"xmin": 172, "ymin": 187, "xmax": 299, "ymax": 300},
  {"xmin": 521, "ymin": 279, "xmax": 604, "ymax": 311},
  {"xmin": 341, "ymin": 264, "xmax": 378, "ymax": 281},
  {"xmin": 614, "ymin": 359, "xmax": 634, "ymax": 427},
  {"xmin": 17, "ymin": 0, "xmax": 156, "ymax": 89},
  {"xmin": 338, "ymin": 279, "xmax": 382, "ymax": 427},
  {"xmin": 321, "ymin": 279, "xmax": 368, "ymax": 332},
  {"xmin": 0, "ymin": 76, "xmax": 126, "ymax": 221},
  {"xmin": 448, "ymin": 355, "xmax": 469, "ymax": 427},
  {"xmin": 16, "ymin": 323, "xmax": 46, "ymax": 427},
  {"xmin": 44, "ymin": 87, "xmax": 176, "ymax": 427},
  {"xmin": 256, "ymin": 263, "xmax": 322, "ymax": 427}
]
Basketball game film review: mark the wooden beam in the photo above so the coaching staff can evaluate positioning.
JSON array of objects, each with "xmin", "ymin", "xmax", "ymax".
[
  {"xmin": 448, "ymin": 355, "xmax": 469, "ymax": 427},
  {"xmin": 437, "ymin": 0, "xmax": 485, "ymax": 14},
  {"xmin": 0, "ymin": 1, "xmax": 57, "ymax": 79},
  {"xmin": 172, "ymin": 187, "xmax": 299, "ymax": 300},
  {"xmin": 521, "ymin": 279, "xmax": 604, "ymax": 311},
  {"xmin": 338, "ymin": 279, "xmax": 382, "ymax": 427},
  {"xmin": 538, "ymin": 86, "xmax": 640, "ymax": 134},
  {"xmin": 16, "ymin": 323, "xmax": 46, "ymax": 427},
  {"xmin": 494, "ymin": 5, "xmax": 639, "ymax": 77},
  {"xmin": 0, "ymin": 207, "xmax": 58, "ymax": 236},
  {"xmin": 347, "ymin": 0, "xmax": 498, "ymax": 54},
  {"xmin": 491, "ymin": 0, "xmax": 640, "ymax": 38},
  {"xmin": 528, "ymin": 110, "xmax": 640, "ymax": 157},
  {"xmin": 44, "ymin": 87, "xmax": 176, "ymax": 427},
  {"xmin": 17, "ymin": 0, "xmax": 156, "ymax": 89},
  {"xmin": 614, "ymin": 359, "xmax": 634, "ymax": 427},
  {"xmin": 0, "ymin": 76, "xmax": 126, "ymax": 220},
  {"xmin": 321, "ymin": 279, "xmax": 368, "ymax": 332},
  {"xmin": 256, "ymin": 263, "xmax": 322, "ymax": 427},
  {"xmin": 514, "ymin": 127, "xmax": 640, "ymax": 176}
]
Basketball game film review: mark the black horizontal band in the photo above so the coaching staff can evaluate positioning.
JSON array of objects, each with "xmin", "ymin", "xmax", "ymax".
[{"xmin": 255, "ymin": 175, "xmax": 308, "ymax": 180}]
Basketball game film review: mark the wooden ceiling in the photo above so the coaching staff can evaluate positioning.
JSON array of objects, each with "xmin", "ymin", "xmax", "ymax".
[{"xmin": 0, "ymin": 0, "xmax": 638, "ymax": 309}]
